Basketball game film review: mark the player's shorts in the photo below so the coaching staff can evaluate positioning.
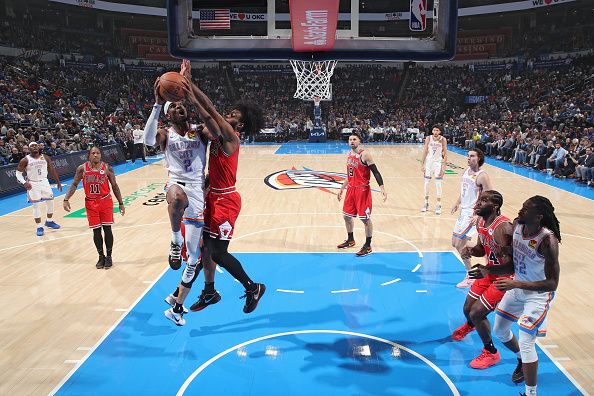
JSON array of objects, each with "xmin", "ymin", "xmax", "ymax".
[
  {"xmin": 166, "ymin": 180, "xmax": 205, "ymax": 225},
  {"xmin": 343, "ymin": 185, "xmax": 372, "ymax": 220},
  {"xmin": 468, "ymin": 275, "xmax": 508, "ymax": 311},
  {"xmin": 27, "ymin": 180, "xmax": 54, "ymax": 202},
  {"xmin": 424, "ymin": 161, "xmax": 443, "ymax": 179},
  {"xmin": 204, "ymin": 189, "xmax": 241, "ymax": 240},
  {"xmin": 495, "ymin": 288, "xmax": 554, "ymax": 337},
  {"xmin": 85, "ymin": 195, "xmax": 114, "ymax": 229},
  {"xmin": 453, "ymin": 207, "xmax": 477, "ymax": 240}
]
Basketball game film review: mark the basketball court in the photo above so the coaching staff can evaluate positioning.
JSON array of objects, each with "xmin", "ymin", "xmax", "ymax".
[
  {"xmin": 1, "ymin": 143, "xmax": 592, "ymax": 395},
  {"xmin": 1, "ymin": 0, "xmax": 592, "ymax": 395}
]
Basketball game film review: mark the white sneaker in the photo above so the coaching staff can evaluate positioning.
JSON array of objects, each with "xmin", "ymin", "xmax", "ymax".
[
  {"xmin": 421, "ymin": 202, "xmax": 429, "ymax": 212},
  {"xmin": 164, "ymin": 307, "xmax": 186, "ymax": 326},
  {"xmin": 456, "ymin": 275, "xmax": 475, "ymax": 289},
  {"xmin": 435, "ymin": 205, "xmax": 442, "ymax": 215},
  {"xmin": 164, "ymin": 294, "xmax": 188, "ymax": 314}
]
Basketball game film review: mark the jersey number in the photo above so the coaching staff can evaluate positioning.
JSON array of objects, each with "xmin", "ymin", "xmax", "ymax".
[
  {"xmin": 89, "ymin": 184, "xmax": 101, "ymax": 194},
  {"xmin": 183, "ymin": 159, "xmax": 192, "ymax": 172},
  {"xmin": 348, "ymin": 167, "xmax": 354, "ymax": 178},
  {"xmin": 37, "ymin": 168, "xmax": 42, "ymax": 176},
  {"xmin": 488, "ymin": 251, "xmax": 500, "ymax": 266}
]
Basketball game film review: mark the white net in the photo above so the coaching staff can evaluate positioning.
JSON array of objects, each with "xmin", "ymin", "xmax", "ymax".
[{"xmin": 289, "ymin": 60, "xmax": 337, "ymax": 101}]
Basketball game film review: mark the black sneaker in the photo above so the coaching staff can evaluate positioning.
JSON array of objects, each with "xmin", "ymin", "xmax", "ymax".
[
  {"xmin": 241, "ymin": 283, "xmax": 266, "ymax": 314},
  {"xmin": 356, "ymin": 245, "xmax": 372, "ymax": 257},
  {"xmin": 512, "ymin": 359, "xmax": 524, "ymax": 384},
  {"xmin": 96, "ymin": 256, "xmax": 105, "ymax": 269},
  {"xmin": 104, "ymin": 256, "xmax": 113, "ymax": 269},
  {"xmin": 190, "ymin": 290, "xmax": 221, "ymax": 312},
  {"xmin": 168, "ymin": 242, "xmax": 183, "ymax": 270}
]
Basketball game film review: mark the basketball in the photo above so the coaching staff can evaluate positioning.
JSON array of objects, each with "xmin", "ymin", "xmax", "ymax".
[{"xmin": 158, "ymin": 72, "xmax": 187, "ymax": 102}]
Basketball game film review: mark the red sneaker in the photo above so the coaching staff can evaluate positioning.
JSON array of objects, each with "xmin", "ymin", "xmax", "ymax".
[
  {"xmin": 470, "ymin": 349, "xmax": 501, "ymax": 369},
  {"xmin": 337, "ymin": 240, "xmax": 356, "ymax": 249},
  {"xmin": 452, "ymin": 322, "xmax": 475, "ymax": 341}
]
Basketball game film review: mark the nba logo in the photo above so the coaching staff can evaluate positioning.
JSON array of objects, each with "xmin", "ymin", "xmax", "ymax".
[{"xmin": 410, "ymin": 0, "xmax": 427, "ymax": 32}]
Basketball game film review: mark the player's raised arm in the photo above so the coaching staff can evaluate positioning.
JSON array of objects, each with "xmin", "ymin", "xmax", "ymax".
[{"xmin": 144, "ymin": 78, "xmax": 168, "ymax": 149}]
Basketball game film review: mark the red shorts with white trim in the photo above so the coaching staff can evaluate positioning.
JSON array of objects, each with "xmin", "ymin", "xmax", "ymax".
[
  {"xmin": 468, "ymin": 276, "xmax": 507, "ymax": 311},
  {"xmin": 204, "ymin": 191, "xmax": 241, "ymax": 240},
  {"xmin": 85, "ymin": 195, "xmax": 114, "ymax": 229},
  {"xmin": 343, "ymin": 185, "xmax": 372, "ymax": 220}
]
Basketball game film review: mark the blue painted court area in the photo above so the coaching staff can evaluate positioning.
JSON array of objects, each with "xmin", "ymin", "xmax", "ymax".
[
  {"xmin": 449, "ymin": 146, "xmax": 594, "ymax": 201},
  {"xmin": 0, "ymin": 157, "xmax": 162, "ymax": 216},
  {"xmin": 55, "ymin": 252, "xmax": 581, "ymax": 396}
]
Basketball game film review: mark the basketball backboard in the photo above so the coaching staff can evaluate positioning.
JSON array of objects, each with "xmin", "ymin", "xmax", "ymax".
[{"xmin": 167, "ymin": 0, "xmax": 458, "ymax": 62}]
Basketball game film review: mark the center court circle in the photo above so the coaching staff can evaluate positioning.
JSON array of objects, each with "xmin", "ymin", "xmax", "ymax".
[{"xmin": 177, "ymin": 330, "xmax": 460, "ymax": 396}]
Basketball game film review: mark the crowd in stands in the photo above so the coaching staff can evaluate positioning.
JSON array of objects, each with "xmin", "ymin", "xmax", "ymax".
[{"xmin": 0, "ymin": 15, "xmax": 592, "ymax": 185}]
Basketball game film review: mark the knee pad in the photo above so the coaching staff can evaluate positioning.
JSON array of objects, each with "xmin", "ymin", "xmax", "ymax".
[
  {"xmin": 519, "ymin": 330, "xmax": 538, "ymax": 363},
  {"xmin": 46, "ymin": 199, "xmax": 54, "ymax": 215},
  {"xmin": 32, "ymin": 202, "xmax": 41, "ymax": 218}
]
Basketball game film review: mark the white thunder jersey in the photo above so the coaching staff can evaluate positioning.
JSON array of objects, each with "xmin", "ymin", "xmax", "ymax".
[
  {"xmin": 512, "ymin": 224, "xmax": 553, "ymax": 282},
  {"xmin": 426, "ymin": 135, "xmax": 444, "ymax": 163},
  {"xmin": 25, "ymin": 154, "xmax": 48, "ymax": 182},
  {"xmin": 459, "ymin": 168, "xmax": 484, "ymax": 209},
  {"xmin": 164, "ymin": 125, "xmax": 207, "ymax": 185}
]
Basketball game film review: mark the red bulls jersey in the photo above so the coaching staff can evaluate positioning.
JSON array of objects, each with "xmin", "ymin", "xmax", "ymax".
[
  {"xmin": 209, "ymin": 134, "xmax": 239, "ymax": 192},
  {"xmin": 83, "ymin": 162, "xmax": 111, "ymax": 199},
  {"xmin": 477, "ymin": 215, "xmax": 511, "ymax": 270},
  {"xmin": 346, "ymin": 150, "xmax": 370, "ymax": 188}
]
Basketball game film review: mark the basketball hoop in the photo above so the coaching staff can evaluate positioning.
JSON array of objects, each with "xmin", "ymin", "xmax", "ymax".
[{"xmin": 289, "ymin": 59, "xmax": 337, "ymax": 101}]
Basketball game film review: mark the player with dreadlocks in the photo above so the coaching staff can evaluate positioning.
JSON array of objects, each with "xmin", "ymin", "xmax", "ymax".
[
  {"xmin": 470, "ymin": 195, "xmax": 561, "ymax": 396},
  {"xmin": 452, "ymin": 190, "xmax": 514, "ymax": 370}
]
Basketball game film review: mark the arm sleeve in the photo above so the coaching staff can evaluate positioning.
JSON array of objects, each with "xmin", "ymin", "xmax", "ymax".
[
  {"xmin": 15, "ymin": 170, "xmax": 26, "ymax": 184},
  {"xmin": 143, "ymin": 104, "xmax": 162, "ymax": 146},
  {"xmin": 369, "ymin": 164, "xmax": 384, "ymax": 186}
]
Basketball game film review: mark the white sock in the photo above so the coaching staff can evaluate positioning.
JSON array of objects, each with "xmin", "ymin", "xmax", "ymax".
[
  {"xmin": 525, "ymin": 385, "xmax": 537, "ymax": 396},
  {"xmin": 423, "ymin": 178, "xmax": 430, "ymax": 197},
  {"xmin": 172, "ymin": 230, "xmax": 183, "ymax": 245}
]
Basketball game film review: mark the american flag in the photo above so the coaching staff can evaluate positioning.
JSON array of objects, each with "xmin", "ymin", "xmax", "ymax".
[{"xmin": 199, "ymin": 9, "xmax": 230, "ymax": 30}]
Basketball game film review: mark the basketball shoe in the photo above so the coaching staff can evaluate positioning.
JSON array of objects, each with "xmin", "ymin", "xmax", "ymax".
[
  {"xmin": 337, "ymin": 240, "xmax": 356, "ymax": 249},
  {"xmin": 452, "ymin": 322, "xmax": 475, "ymax": 341},
  {"xmin": 512, "ymin": 359, "xmax": 524, "ymax": 384},
  {"xmin": 45, "ymin": 220, "xmax": 61, "ymax": 229},
  {"xmin": 96, "ymin": 255, "xmax": 105, "ymax": 269},
  {"xmin": 421, "ymin": 202, "xmax": 429, "ymax": 212},
  {"xmin": 104, "ymin": 256, "xmax": 113, "ymax": 269},
  {"xmin": 470, "ymin": 349, "xmax": 501, "ymax": 369},
  {"xmin": 435, "ymin": 205, "xmax": 442, "ymax": 215},
  {"xmin": 456, "ymin": 274, "xmax": 475, "ymax": 288},
  {"xmin": 164, "ymin": 307, "xmax": 186, "ymax": 326},
  {"xmin": 242, "ymin": 283, "xmax": 266, "ymax": 314},
  {"xmin": 168, "ymin": 242, "xmax": 183, "ymax": 270},
  {"xmin": 36, "ymin": 227, "xmax": 44, "ymax": 236},
  {"xmin": 356, "ymin": 245, "xmax": 372, "ymax": 257},
  {"xmin": 164, "ymin": 294, "xmax": 188, "ymax": 314},
  {"xmin": 190, "ymin": 290, "xmax": 221, "ymax": 312}
]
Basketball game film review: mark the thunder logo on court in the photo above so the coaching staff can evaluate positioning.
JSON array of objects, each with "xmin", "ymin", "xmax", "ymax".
[{"xmin": 265, "ymin": 167, "xmax": 345, "ymax": 191}]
